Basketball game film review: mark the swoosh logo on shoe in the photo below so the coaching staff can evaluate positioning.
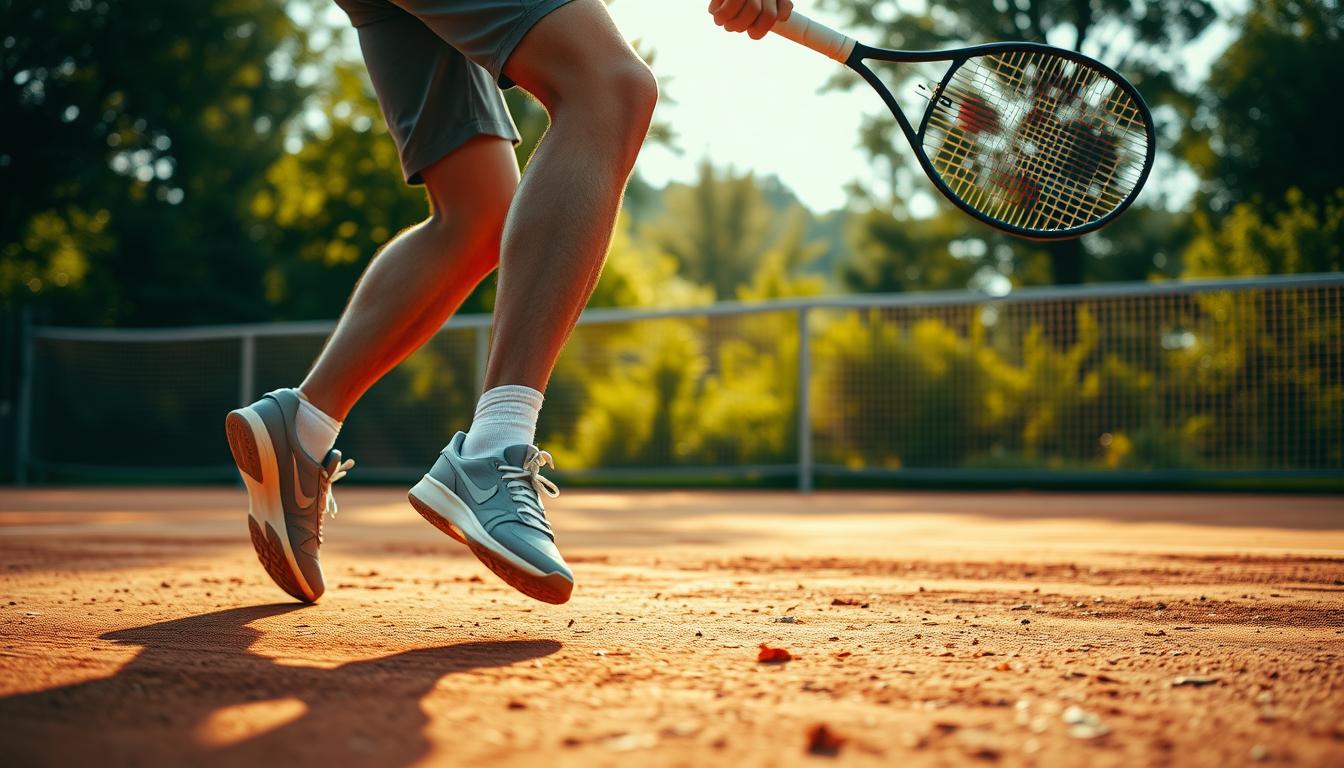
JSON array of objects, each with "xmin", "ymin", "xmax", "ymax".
[
  {"xmin": 291, "ymin": 454, "xmax": 317, "ymax": 509},
  {"xmin": 447, "ymin": 452, "xmax": 499, "ymax": 505}
]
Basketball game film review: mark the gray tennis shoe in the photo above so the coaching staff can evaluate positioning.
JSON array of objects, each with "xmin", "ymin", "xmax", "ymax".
[
  {"xmin": 408, "ymin": 432, "xmax": 573, "ymax": 604},
  {"xmin": 225, "ymin": 388, "xmax": 354, "ymax": 602}
]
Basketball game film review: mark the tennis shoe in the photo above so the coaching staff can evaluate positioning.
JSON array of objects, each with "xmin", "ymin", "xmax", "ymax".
[
  {"xmin": 408, "ymin": 432, "xmax": 573, "ymax": 604},
  {"xmin": 225, "ymin": 388, "xmax": 354, "ymax": 602}
]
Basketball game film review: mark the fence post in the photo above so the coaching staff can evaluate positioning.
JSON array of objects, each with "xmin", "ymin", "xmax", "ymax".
[
  {"xmin": 15, "ymin": 307, "xmax": 33, "ymax": 486},
  {"xmin": 474, "ymin": 325, "xmax": 490, "ymax": 394},
  {"xmin": 239, "ymin": 333, "xmax": 256, "ymax": 406},
  {"xmin": 797, "ymin": 305, "xmax": 813, "ymax": 493}
]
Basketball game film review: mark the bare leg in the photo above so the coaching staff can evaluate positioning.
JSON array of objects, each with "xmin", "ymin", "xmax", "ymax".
[
  {"xmin": 482, "ymin": 0, "xmax": 658, "ymax": 391},
  {"xmin": 299, "ymin": 136, "xmax": 520, "ymax": 420}
]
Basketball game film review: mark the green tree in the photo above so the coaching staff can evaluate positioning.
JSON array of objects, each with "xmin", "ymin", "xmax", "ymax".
[
  {"xmin": 842, "ymin": 207, "xmax": 1009, "ymax": 293},
  {"xmin": 585, "ymin": 213, "xmax": 714, "ymax": 310},
  {"xmin": 1183, "ymin": 189, "xmax": 1344, "ymax": 278},
  {"xmin": 1, "ymin": 0, "xmax": 314, "ymax": 324},
  {"xmin": 642, "ymin": 161, "xmax": 828, "ymax": 300},
  {"xmin": 1182, "ymin": 0, "xmax": 1344, "ymax": 214}
]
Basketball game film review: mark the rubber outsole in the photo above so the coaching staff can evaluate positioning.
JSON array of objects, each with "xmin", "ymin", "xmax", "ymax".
[
  {"xmin": 408, "ymin": 493, "xmax": 573, "ymax": 605},
  {"xmin": 226, "ymin": 408, "xmax": 318, "ymax": 604},
  {"xmin": 225, "ymin": 411, "xmax": 263, "ymax": 483},
  {"xmin": 248, "ymin": 516, "xmax": 309, "ymax": 602}
]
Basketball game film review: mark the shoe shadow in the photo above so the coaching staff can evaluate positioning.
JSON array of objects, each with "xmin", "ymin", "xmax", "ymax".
[{"xmin": 0, "ymin": 604, "xmax": 560, "ymax": 767}]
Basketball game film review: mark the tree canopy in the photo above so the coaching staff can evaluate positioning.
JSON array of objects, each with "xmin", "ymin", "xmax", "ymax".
[
  {"xmin": 2, "ymin": 0, "xmax": 315, "ymax": 323},
  {"xmin": 1, "ymin": 0, "xmax": 1339, "ymax": 329}
]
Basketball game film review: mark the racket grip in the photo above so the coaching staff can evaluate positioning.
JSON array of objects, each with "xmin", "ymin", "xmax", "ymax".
[{"xmin": 771, "ymin": 10, "xmax": 856, "ymax": 63}]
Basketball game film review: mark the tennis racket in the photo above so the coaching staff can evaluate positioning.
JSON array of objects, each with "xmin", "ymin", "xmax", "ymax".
[{"xmin": 770, "ymin": 11, "xmax": 1156, "ymax": 240}]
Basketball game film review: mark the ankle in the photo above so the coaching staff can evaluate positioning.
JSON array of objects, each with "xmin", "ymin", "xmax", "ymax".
[
  {"xmin": 294, "ymin": 389, "xmax": 343, "ymax": 460},
  {"xmin": 460, "ymin": 385, "xmax": 544, "ymax": 459},
  {"xmin": 295, "ymin": 381, "xmax": 352, "ymax": 423}
]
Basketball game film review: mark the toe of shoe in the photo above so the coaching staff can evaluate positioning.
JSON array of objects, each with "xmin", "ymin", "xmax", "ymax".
[{"xmin": 490, "ymin": 523, "xmax": 573, "ymax": 582}]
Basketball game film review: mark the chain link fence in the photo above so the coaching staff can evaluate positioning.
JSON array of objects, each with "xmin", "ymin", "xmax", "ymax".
[{"xmin": 14, "ymin": 274, "xmax": 1344, "ymax": 488}]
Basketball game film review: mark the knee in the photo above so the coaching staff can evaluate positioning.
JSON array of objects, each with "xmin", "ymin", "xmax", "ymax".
[
  {"xmin": 605, "ymin": 58, "xmax": 659, "ymax": 134},
  {"xmin": 422, "ymin": 142, "xmax": 517, "ymax": 239},
  {"xmin": 423, "ymin": 176, "xmax": 514, "ymax": 274},
  {"xmin": 431, "ymin": 181, "xmax": 512, "ymax": 234},
  {"xmin": 551, "ymin": 57, "xmax": 658, "ymax": 163}
]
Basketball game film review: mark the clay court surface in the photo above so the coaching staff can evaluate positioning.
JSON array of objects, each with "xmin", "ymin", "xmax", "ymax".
[{"xmin": 1, "ymin": 488, "xmax": 1341, "ymax": 766}]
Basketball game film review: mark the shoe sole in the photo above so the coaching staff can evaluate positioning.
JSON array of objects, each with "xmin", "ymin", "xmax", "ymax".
[
  {"xmin": 408, "ymin": 475, "xmax": 573, "ymax": 605},
  {"xmin": 225, "ymin": 409, "xmax": 319, "ymax": 603}
]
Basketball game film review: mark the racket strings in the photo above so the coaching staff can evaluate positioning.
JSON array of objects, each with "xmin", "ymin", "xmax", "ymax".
[
  {"xmin": 921, "ymin": 49, "xmax": 1150, "ymax": 233},
  {"xmin": 987, "ymin": 55, "xmax": 1126, "ymax": 228},
  {"xmin": 947, "ymin": 55, "xmax": 1134, "ymax": 228},
  {"xmin": 942, "ymin": 55, "xmax": 1142, "ymax": 229}
]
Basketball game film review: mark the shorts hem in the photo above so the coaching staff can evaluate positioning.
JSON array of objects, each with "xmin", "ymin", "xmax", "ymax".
[
  {"xmin": 403, "ymin": 119, "xmax": 521, "ymax": 185},
  {"xmin": 490, "ymin": 0, "xmax": 580, "ymax": 89}
]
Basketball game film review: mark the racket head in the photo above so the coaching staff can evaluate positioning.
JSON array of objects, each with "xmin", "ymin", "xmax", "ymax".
[{"xmin": 861, "ymin": 43, "xmax": 1156, "ymax": 240}]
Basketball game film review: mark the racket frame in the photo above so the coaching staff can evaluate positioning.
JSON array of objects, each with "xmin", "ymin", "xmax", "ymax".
[{"xmin": 774, "ymin": 12, "xmax": 1157, "ymax": 240}]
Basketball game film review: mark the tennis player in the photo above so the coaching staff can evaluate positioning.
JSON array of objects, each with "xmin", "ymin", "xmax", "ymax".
[{"xmin": 224, "ymin": 0, "xmax": 793, "ymax": 604}]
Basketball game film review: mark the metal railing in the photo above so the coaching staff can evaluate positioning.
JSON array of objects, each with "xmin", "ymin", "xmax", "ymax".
[{"xmin": 15, "ymin": 273, "xmax": 1344, "ymax": 488}]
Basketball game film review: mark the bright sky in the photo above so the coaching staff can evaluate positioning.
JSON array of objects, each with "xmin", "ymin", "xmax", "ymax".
[
  {"xmin": 608, "ymin": 2, "xmax": 873, "ymax": 213},
  {"xmin": 607, "ymin": 1, "xmax": 1246, "ymax": 214}
]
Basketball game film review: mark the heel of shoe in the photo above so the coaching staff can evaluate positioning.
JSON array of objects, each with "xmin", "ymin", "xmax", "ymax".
[
  {"xmin": 408, "ymin": 483, "xmax": 469, "ymax": 546},
  {"xmin": 225, "ymin": 411, "xmax": 263, "ymax": 483}
]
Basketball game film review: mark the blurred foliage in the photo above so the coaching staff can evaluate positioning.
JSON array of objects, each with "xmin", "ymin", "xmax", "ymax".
[
  {"xmin": 639, "ymin": 160, "xmax": 829, "ymax": 300},
  {"xmin": 587, "ymin": 212, "xmax": 714, "ymax": 310},
  {"xmin": 1183, "ymin": 189, "xmax": 1344, "ymax": 278},
  {"xmin": 0, "ymin": 0, "xmax": 629, "ymax": 323},
  {"xmin": 540, "ymin": 311, "xmax": 805, "ymax": 470},
  {"xmin": 525, "ymin": 288, "xmax": 1340, "ymax": 474},
  {"xmin": 5, "ymin": 1, "xmax": 1343, "ymax": 482},
  {"xmin": 6, "ymin": 0, "xmax": 1335, "ymax": 324},
  {"xmin": 1181, "ymin": 0, "xmax": 1344, "ymax": 214},
  {"xmin": 1, "ymin": 0, "xmax": 313, "ymax": 323}
]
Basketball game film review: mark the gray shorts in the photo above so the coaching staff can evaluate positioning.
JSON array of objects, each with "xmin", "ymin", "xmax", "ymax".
[{"xmin": 333, "ymin": 0, "xmax": 574, "ymax": 184}]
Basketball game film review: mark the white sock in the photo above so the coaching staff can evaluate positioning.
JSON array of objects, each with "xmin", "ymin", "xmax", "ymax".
[
  {"xmin": 461, "ymin": 385, "xmax": 544, "ymax": 459},
  {"xmin": 294, "ymin": 389, "xmax": 342, "ymax": 460}
]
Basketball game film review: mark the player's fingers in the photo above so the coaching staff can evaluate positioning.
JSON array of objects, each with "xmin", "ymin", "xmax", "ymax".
[
  {"xmin": 778, "ymin": 0, "xmax": 793, "ymax": 22},
  {"xmin": 726, "ymin": 0, "xmax": 762, "ymax": 32},
  {"xmin": 746, "ymin": 0, "xmax": 778, "ymax": 39},
  {"xmin": 712, "ymin": 0, "xmax": 747, "ymax": 28}
]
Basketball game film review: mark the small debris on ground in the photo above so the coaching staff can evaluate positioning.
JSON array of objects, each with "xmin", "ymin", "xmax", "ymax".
[
  {"xmin": 757, "ymin": 644, "xmax": 793, "ymax": 663},
  {"xmin": 805, "ymin": 723, "xmax": 846, "ymax": 756},
  {"xmin": 1173, "ymin": 676, "xmax": 1219, "ymax": 687},
  {"xmin": 1063, "ymin": 706, "xmax": 1110, "ymax": 740},
  {"xmin": 831, "ymin": 598, "xmax": 869, "ymax": 607}
]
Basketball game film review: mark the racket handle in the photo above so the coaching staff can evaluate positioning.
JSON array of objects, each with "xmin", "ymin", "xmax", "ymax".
[{"xmin": 771, "ymin": 10, "xmax": 856, "ymax": 64}]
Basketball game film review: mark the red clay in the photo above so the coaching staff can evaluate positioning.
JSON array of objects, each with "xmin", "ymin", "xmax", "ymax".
[{"xmin": 1, "ymin": 488, "xmax": 1341, "ymax": 767}]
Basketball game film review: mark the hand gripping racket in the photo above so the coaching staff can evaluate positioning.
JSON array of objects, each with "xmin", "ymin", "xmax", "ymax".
[{"xmin": 771, "ymin": 11, "xmax": 1156, "ymax": 240}]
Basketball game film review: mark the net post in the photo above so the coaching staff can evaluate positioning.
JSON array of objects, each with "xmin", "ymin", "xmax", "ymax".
[
  {"xmin": 797, "ymin": 305, "xmax": 813, "ymax": 493},
  {"xmin": 474, "ymin": 324, "xmax": 490, "ymax": 395},
  {"xmin": 15, "ymin": 306, "xmax": 33, "ymax": 486},
  {"xmin": 238, "ymin": 333, "xmax": 256, "ymax": 406}
]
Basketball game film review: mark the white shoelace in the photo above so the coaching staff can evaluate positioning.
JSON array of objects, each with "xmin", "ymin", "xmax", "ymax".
[
  {"xmin": 315, "ymin": 457, "xmax": 355, "ymax": 542},
  {"xmin": 500, "ymin": 449, "xmax": 559, "ymax": 531}
]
